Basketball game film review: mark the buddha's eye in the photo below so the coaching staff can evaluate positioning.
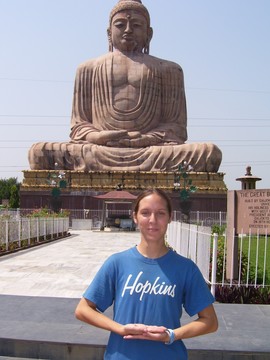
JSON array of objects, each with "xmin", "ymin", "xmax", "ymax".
[{"xmin": 114, "ymin": 21, "xmax": 125, "ymax": 29}]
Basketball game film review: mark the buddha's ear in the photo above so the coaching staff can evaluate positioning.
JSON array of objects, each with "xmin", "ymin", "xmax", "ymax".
[
  {"xmin": 148, "ymin": 27, "xmax": 153, "ymax": 42},
  {"xmin": 144, "ymin": 27, "xmax": 153, "ymax": 54},
  {"xmin": 107, "ymin": 28, "xmax": 113, "ymax": 52}
]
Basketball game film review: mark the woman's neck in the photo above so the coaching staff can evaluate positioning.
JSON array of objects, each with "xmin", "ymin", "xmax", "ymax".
[{"xmin": 136, "ymin": 241, "xmax": 169, "ymax": 259}]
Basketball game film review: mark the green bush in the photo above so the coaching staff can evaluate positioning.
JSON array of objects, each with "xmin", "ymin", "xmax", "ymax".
[
  {"xmin": 215, "ymin": 283, "xmax": 270, "ymax": 304},
  {"xmin": 27, "ymin": 208, "xmax": 70, "ymax": 218}
]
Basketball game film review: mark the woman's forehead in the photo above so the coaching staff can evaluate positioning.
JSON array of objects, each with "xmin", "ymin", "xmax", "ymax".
[{"xmin": 138, "ymin": 194, "xmax": 168, "ymax": 208}]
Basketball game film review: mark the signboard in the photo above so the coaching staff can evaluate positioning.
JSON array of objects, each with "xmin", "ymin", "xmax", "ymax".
[{"xmin": 236, "ymin": 189, "xmax": 270, "ymax": 234}]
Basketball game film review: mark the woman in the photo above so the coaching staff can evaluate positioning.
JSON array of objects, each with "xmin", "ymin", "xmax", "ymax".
[{"xmin": 75, "ymin": 189, "xmax": 218, "ymax": 359}]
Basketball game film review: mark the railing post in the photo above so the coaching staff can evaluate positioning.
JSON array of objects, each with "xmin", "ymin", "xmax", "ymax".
[
  {"xmin": 211, "ymin": 233, "xmax": 218, "ymax": 297},
  {"xmin": 37, "ymin": 217, "xmax": 39, "ymax": 243},
  {"xmin": 28, "ymin": 218, "xmax": 31, "ymax": 246},
  {"xmin": 51, "ymin": 218, "xmax": 54, "ymax": 240},
  {"xmin": 56, "ymin": 218, "xmax": 59, "ymax": 237},
  {"xmin": 18, "ymin": 218, "xmax": 21, "ymax": 248},
  {"xmin": 44, "ymin": 218, "xmax": 46, "ymax": 241},
  {"xmin": 5, "ymin": 220, "xmax": 9, "ymax": 251}
]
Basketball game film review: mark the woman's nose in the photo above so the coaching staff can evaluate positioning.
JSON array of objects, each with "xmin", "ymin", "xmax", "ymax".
[{"xmin": 149, "ymin": 213, "xmax": 156, "ymax": 222}]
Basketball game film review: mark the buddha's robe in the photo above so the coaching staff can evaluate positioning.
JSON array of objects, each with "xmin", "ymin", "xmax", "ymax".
[{"xmin": 28, "ymin": 52, "xmax": 222, "ymax": 172}]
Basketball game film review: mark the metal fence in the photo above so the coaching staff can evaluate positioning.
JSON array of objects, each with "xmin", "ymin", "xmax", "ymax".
[
  {"xmin": 167, "ymin": 221, "xmax": 270, "ymax": 296},
  {"xmin": 167, "ymin": 222, "xmax": 213, "ymax": 287},
  {"xmin": 0, "ymin": 217, "xmax": 69, "ymax": 252},
  {"xmin": 189, "ymin": 211, "xmax": 226, "ymax": 227},
  {"xmin": 221, "ymin": 230, "xmax": 269, "ymax": 288}
]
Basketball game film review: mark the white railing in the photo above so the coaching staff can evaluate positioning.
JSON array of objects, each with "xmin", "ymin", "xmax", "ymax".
[
  {"xmin": 189, "ymin": 211, "xmax": 226, "ymax": 227},
  {"xmin": 167, "ymin": 222, "xmax": 212, "ymax": 282},
  {"xmin": 221, "ymin": 230, "xmax": 269, "ymax": 289},
  {"xmin": 166, "ymin": 222, "xmax": 270, "ymax": 296},
  {"xmin": 0, "ymin": 217, "xmax": 69, "ymax": 252}
]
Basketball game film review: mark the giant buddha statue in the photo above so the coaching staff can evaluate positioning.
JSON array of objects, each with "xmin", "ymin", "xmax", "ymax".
[{"xmin": 29, "ymin": 0, "xmax": 222, "ymax": 172}]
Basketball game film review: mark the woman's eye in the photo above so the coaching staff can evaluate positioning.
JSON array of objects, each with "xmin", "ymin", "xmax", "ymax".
[
  {"xmin": 141, "ymin": 211, "xmax": 150, "ymax": 216},
  {"xmin": 158, "ymin": 211, "xmax": 167, "ymax": 216}
]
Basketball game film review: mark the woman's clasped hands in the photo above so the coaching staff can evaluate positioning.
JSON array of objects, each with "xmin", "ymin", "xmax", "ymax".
[{"xmin": 123, "ymin": 323, "xmax": 169, "ymax": 342}]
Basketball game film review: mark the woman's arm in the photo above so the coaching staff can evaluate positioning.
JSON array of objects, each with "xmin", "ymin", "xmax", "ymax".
[
  {"xmin": 123, "ymin": 304, "xmax": 218, "ymax": 343},
  {"xmin": 75, "ymin": 297, "xmax": 159, "ymax": 338},
  {"xmin": 174, "ymin": 304, "xmax": 218, "ymax": 341},
  {"xmin": 76, "ymin": 299, "xmax": 218, "ymax": 343},
  {"xmin": 75, "ymin": 297, "xmax": 124, "ymax": 335}
]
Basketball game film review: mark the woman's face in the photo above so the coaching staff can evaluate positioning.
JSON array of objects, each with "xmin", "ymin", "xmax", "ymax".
[
  {"xmin": 110, "ymin": 10, "xmax": 149, "ymax": 53},
  {"xmin": 133, "ymin": 193, "xmax": 171, "ymax": 243}
]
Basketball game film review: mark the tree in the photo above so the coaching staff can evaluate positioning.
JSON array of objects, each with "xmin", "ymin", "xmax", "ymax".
[
  {"xmin": 9, "ymin": 184, "xmax": 20, "ymax": 208},
  {"xmin": 0, "ymin": 178, "xmax": 20, "ymax": 207}
]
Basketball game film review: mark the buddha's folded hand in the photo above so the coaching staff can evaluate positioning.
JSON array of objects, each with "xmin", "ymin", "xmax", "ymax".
[
  {"xmin": 118, "ymin": 134, "xmax": 161, "ymax": 148},
  {"xmin": 86, "ymin": 130, "xmax": 128, "ymax": 146}
]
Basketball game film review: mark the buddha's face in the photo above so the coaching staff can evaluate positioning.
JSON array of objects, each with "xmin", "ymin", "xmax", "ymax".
[{"xmin": 109, "ymin": 10, "xmax": 152, "ymax": 53}]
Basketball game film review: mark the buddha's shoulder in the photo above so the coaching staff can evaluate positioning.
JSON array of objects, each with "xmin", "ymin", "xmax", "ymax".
[
  {"xmin": 146, "ymin": 54, "xmax": 183, "ymax": 72},
  {"xmin": 76, "ymin": 53, "xmax": 113, "ymax": 71},
  {"xmin": 76, "ymin": 53, "xmax": 183, "ymax": 73}
]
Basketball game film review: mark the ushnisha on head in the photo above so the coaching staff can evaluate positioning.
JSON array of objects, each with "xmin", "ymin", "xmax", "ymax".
[
  {"xmin": 109, "ymin": 0, "xmax": 150, "ymax": 27},
  {"xmin": 108, "ymin": 0, "xmax": 153, "ymax": 54}
]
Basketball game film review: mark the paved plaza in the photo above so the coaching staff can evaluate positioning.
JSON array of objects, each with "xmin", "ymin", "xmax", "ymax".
[
  {"xmin": 0, "ymin": 230, "xmax": 269, "ymax": 359},
  {"xmin": 0, "ymin": 230, "xmax": 140, "ymax": 298}
]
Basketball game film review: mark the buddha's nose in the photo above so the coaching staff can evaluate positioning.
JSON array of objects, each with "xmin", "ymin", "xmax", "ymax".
[{"xmin": 125, "ymin": 22, "xmax": 132, "ymax": 33}]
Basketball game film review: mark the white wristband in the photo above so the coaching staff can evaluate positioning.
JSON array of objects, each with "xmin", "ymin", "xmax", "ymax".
[{"xmin": 165, "ymin": 328, "xmax": 175, "ymax": 345}]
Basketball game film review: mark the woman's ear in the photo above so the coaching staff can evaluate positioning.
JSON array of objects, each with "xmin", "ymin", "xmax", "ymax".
[{"xmin": 133, "ymin": 212, "xmax": 138, "ymax": 224}]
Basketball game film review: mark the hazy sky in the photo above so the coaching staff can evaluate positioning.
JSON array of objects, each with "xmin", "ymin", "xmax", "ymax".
[{"xmin": 1, "ymin": 0, "xmax": 269, "ymax": 190}]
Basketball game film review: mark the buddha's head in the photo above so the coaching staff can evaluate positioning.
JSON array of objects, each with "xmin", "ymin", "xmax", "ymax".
[{"xmin": 108, "ymin": 0, "xmax": 153, "ymax": 54}]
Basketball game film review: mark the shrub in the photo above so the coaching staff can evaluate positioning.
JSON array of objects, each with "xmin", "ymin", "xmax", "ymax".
[
  {"xmin": 27, "ymin": 208, "xmax": 70, "ymax": 218},
  {"xmin": 215, "ymin": 283, "xmax": 270, "ymax": 304}
]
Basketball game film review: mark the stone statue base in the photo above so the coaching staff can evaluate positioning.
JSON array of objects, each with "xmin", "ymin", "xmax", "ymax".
[
  {"xmin": 20, "ymin": 170, "xmax": 227, "ymax": 213},
  {"xmin": 21, "ymin": 170, "xmax": 226, "ymax": 192}
]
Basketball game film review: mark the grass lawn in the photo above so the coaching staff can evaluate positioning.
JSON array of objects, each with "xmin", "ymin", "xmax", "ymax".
[{"xmin": 239, "ymin": 235, "xmax": 270, "ymax": 285}]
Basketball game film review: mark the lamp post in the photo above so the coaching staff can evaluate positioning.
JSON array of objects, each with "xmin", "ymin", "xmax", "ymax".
[
  {"xmin": 47, "ymin": 163, "xmax": 67, "ymax": 213},
  {"xmin": 174, "ymin": 161, "xmax": 197, "ymax": 222}
]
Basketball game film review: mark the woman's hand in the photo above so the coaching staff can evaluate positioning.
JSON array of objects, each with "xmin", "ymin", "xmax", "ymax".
[{"xmin": 123, "ymin": 324, "xmax": 169, "ymax": 342}]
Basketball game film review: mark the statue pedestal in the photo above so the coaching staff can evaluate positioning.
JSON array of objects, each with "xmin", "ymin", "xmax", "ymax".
[{"xmin": 20, "ymin": 170, "xmax": 227, "ymax": 212}]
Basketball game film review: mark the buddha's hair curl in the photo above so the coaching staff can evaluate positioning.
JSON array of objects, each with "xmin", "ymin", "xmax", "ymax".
[{"xmin": 109, "ymin": 0, "xmax": 150, "ymax": 26}]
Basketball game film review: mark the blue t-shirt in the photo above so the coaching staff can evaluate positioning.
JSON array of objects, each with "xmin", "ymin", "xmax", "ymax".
[{"xmin": 83, "ymin": 247, "xmax": 214, "ymax": 360}]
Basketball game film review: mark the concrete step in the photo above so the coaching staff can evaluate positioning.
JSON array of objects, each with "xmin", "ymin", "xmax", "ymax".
[
  {"xmin": 0, "ymin": 357, "xmax": 43, "ymax": 360},
  {"xmin": 1, "ymin": 295, "xmax": 270, "ymax": 360}
]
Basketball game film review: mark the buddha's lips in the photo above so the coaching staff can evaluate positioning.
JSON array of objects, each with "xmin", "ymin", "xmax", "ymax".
[{"xmin": 122, "ymin": 35, "xmax": 134, "ymax": 40}]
